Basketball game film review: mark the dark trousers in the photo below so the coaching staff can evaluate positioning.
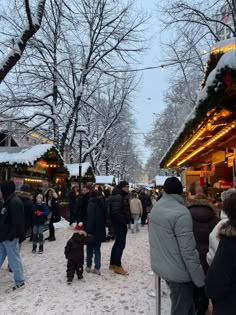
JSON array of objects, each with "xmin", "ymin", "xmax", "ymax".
[
  {"xmin": 193, "ymin": 284, "xmax": 209, "ymax": 315},
  {"xmin": 141, "ymin": 208, "xmax": 147, "ymax": 225},
  {"xmin": 87, "ymin": 243, "xmax": 101, "ymax": 269},
  {"xmin": 66, "ymin": 259, "xmax": 83, "ymax": 280},
  {"xmin": 168, "ymin": 281, "xmax": 195, "ymax": 315},
  {"xmin": 110, "ymin": 224, "xmax": 127, "ymax": 267},
  {"xmin": 48, "ymin": 218, "xmax": 55, "ymax": 238},
  {"xmin": 69, "ymin": 208, "xmax": 76, "ymax": 225}
]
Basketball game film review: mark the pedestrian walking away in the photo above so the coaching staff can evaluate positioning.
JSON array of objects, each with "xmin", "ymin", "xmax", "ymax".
[
  {"xmin": 0, "ymin": 181, "xmax": 25, "ymax": 290},
  {"xmin": 109, "ymin": 181, "xmax": 131, "ymax": 276},
  {"xmin": 130, "ymin": 192, "xmax": 143, "ymax": 233},
  {"xmin": 86, "ymin": 189, "xmax": 106, "ymax": 275},
  {"xmin": 149, "ymin": 177, "xmax": 205, "ymax": 315}
]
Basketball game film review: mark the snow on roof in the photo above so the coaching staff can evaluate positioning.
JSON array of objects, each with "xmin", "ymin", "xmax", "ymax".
[
  {"xmin": 0, "ymin": 144, "xmax": 57, "ymax": 165},
  {"xmin": 66, "ymin": 163, "xmax": 91, "ymax": 177},
  {"xmin": 161, "ymin": 48, "xmax": 236, "ymax": 166},
  {"xmin": 155, "ymin": 176, "xmax": 181, "ymax": 186},
  {"xmin": 95, "ymin": 175, "xmax": 115, "ymax": 185},
  {"xmin": 211, "ymin": 37, "xmax": 236, "ymax": 51}
]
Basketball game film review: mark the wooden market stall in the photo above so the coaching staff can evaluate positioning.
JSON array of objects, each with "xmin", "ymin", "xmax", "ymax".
[
  {"xmin": 66, "ymin": 162, "xmax": 95, "ymax": 188},
  {"xmin": 160, "ymin": 38, "xmax": 236, "ymax": 197},
  {"xmin": 0, "ymin": 144, "xmax": 67, "ymax": 194},
  {"xmin": 95, "ymin": 175, "xmax": 116, "ymax": 188}
]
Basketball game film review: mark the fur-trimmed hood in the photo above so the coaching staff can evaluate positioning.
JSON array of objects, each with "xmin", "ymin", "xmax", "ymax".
[
  {"xmin": 188, "ymin": 199, "xmax": 215, "ymax": 223},
  {"xmin": 219, "ymin": 222, "xmax": 236, "ymax": 238},
  {"xmin": 44, "ymin": 188, "xmax": 58, "ymax": 199},
  {"xmin": 17, "ymin": 191, "xmax": 33, "ymax": 200}
]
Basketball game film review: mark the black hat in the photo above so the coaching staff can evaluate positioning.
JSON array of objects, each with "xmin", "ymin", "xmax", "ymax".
[
  {"xmin": 163, "ymin": 177, "xmax": 183, "ymax": 195},
  {"xmin": 1, "ymin": 180, "xmax": 16, "ymax": 201},
  {"xmin": 20, "ymin": 184, "xmax": 30, "ymax": 192},
  {"xmin": 118, "ymin": 181, "xmax": 129, "ymax": 189}
]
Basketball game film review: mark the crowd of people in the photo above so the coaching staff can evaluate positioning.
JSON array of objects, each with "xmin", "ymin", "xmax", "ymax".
[
  {"xmin": 0, "ymin": 180, "xmax": 155, "ymax": 289},
  {"xmin": 149, "ymin": 177, "xmax": 236, "ymax": 315},
  {"xmin": 1, "ymin": 176, "xmax": 235, "ymax": 315}
]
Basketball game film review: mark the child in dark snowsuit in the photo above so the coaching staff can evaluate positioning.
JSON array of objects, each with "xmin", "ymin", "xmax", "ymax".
[
  {"xmin": 64, "ymin": 224, "xmax": 90, "ymax": 285},
  {"xmin": 32, "ymin": 194, "xmax": 49, "ymax": 254}
]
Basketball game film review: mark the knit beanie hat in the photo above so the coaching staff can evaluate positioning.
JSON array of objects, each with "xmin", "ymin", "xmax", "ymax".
[
  {"xmin": 75, "ymin": 222, "xmax": 84, "ymax": 231},
  {"xmin": 118, "ymin": 181, "xmax": 129, "ymax": 189},
  {"xmin": 36, "ymin": 194, "xmax": 43, "ymax": 200},
  {"xmin": 163, "ymin": 177, "xmax": 183, "ymax": 195},
  {"xmin": 20, "ymin": 184, "xmax": 30, "ymax": 192}
]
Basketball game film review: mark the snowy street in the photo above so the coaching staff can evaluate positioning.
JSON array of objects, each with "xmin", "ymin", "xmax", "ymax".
[{"xmin": 0, "ymin": 222, "xmax": 170, "ymax": 315}]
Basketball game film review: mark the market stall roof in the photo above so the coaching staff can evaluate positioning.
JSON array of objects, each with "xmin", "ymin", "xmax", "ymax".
[
  {"xmin": 95, "ymin": 175, "xmax": 115, "ymax": 185},
  {"xmin": 66, "ymin": 163, "xmax": 91, "ymax": 177},
  {"xmin": 160, "ymin": 41, "xmax": 236, "ymax": 169},
  {"xmin": 0, "ymin": 144, "xmax": 64, "ymax": 166},
  {"xmin": 155, "ymin": 176, "xmax": 181, "ymax": 186}
]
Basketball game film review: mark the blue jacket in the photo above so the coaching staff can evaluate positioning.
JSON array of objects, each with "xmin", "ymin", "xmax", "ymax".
[{"xmin": 32, "ymin": 202, "xmax": 49, "ymax": 225}]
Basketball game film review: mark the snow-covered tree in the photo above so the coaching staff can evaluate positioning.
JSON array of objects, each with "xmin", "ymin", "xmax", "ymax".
[
  {"xmin": 0, "ymin": 0, "xmax": 47, "ymax": 82},
  {"xmin": 0, "ymin": 0, "xmax": 147, "ymax": 160}
]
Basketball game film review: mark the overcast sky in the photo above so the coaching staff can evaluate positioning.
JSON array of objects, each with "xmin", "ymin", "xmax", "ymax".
[{"xmin": 133, "ymin": 0, "xmax": 172, "ymax": 164}]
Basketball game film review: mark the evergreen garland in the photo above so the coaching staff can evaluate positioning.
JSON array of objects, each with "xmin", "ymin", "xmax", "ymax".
[{"xmin": 161, "ymin": 66, "xmax": 236, "ymax": 168}]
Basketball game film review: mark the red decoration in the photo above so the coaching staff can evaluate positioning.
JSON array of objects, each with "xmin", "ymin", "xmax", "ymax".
[{"xmin": 223, "ymin": 72, "xmax": 232, "ymax": 91}]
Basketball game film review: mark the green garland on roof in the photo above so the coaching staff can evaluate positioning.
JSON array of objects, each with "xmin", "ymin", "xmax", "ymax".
[{"xmin": 160, "ymin": 66, "xmax": 236, "ymax": 168}]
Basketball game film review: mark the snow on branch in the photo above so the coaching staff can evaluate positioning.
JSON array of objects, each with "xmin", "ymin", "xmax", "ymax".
[{"xmin": 0, "ymin": 0, "xmax": 47, "ymax": 83}]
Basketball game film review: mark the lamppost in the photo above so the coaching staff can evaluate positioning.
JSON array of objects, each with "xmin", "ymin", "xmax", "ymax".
[
  {"xmin": 116, "ymin": 164, "xmax": 121, "ymax": 183},
  {"xmin": 77, "ymin": 126, "xmax": 86, "ymax": 195}
]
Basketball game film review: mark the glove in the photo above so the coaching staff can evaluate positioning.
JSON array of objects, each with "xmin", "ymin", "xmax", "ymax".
[{"xmin": 35, "ymin": 211, "xmax": 43, "ymax": 216}]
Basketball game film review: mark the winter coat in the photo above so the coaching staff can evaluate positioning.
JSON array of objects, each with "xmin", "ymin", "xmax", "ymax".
[
  {"xmin": 205, "ymin": 222, "xmax": 236, "ymax": 315},
  {"xmin": 207, "ymin": 218, "xmax": 228, "ymax": 266},
  {"xmin": 18, "ymin": 191, "xmax": 34, "ymax": 233},
  {"xmin": 139, "ymin": 192, "xmax": 151, "ymax": 210},
  {"xmin": 77, "ymin": 192, "xmax": 90, "ymax": 227},
  {"xmin": 0, "ymin": 190, "xmax": 25, "ymax": 243},
  {"xmin": 68, "ymin": 190, "xmax": 77, "ymax": 212},
  {"xmin": 149, "ymin": 192, "xmax": 205, "ymax": 287},
  {"xmin": 188, "ymin": 199, "xmax": 220, "ymax": 273},
  {"xmin": 110, "ymin": 186, "xmax": 131, "ymax": 225},
  {"xmin": 86, "ymin": 196, "xmax": 106, "ymax": 244},
  {"xmin": 32, "ymin": 202, "xmax": 49, "ymax": 225},
  {"xmin": 130, "ymin": 197, "xmax": 143, "ymax": 216},
  {"xmin": 45, "ymin": 188, "xmax": 60, "ymax": 222},
  {"xmin": 64, "ymin": 231, "xmax": 89, "ymax": 265}
]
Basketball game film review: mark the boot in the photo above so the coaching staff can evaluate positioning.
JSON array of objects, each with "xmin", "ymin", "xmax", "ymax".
[
  {"xmin": 48, "ymin": 236, "xmax": 56, "ymax": 241},
  {"xmin": 38, "ymin": 244, "xmax": 43, "ymax": 254},
  {"xmin": 114, "ymin": 266, "xmax": 129, "ymax": 275},
  {"xmin": 32, "ymin": 245, "xmax": 37, "ymax": 253}
]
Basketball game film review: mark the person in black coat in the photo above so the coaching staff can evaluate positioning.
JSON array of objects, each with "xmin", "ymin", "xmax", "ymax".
[
  {"xmin": 109, "ymin": 181, "xmax": 131, "ymax": 275},
  {"xmin": 76, "ymin": 185, "xmax": 90, "ymax": 226},
  {"xmin": 139, "ymin": 190, "xmax": 151, "ymax": 226},
  {"xmin": 0, "ymin": 181, "xmax": 25, "ymax": 290},
  {"xmin": 64, "ymin": 229, "xmax": 91, "ymax": 285},
  {"xmin": 18, "ymin": 184, "xmax": 34, "ymax": 237},
  {"xmin": 45, "ymin": 188, "xmax": 60, "ymax": 241},
  {"xmin": 85, "ymin": 190, "xmax": 106, "ymax": 275},
  {"xmin": 205, "ymin": 191, "xmax": 236, "ymax": 315},
  {"xmin": 188, "ymin": 193, "xmax": 220, "ymax": 315},
  {"xmin": 68, "ymin": 187, "xmax": 78, "ymax": 225}
]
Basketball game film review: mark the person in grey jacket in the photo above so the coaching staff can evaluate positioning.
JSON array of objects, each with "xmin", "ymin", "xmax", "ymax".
[{"xmin": 149, "ymin": 177, "xmax": 205, "ymax": 315}]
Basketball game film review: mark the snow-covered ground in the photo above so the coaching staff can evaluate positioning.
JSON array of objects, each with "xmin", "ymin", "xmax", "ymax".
[{"xmin": 0, "ymin": 222, "xmax": 170, "ymax": 315}]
